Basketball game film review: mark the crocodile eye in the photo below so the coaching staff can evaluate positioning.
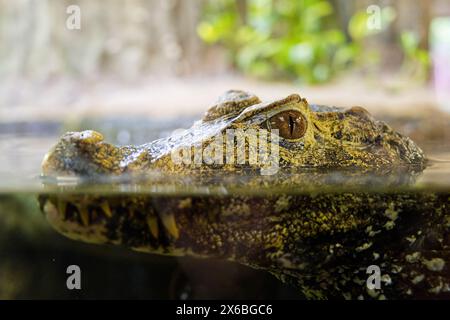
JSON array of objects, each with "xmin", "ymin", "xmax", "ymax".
[{"xmin": 268, "ymin": 110, "xmax": 307, "ymax": 140}]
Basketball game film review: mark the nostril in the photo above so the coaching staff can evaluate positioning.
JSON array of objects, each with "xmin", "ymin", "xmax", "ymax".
[{"xmin": 63, "ymin": 130, "xmax": 104, "ymax": 145}]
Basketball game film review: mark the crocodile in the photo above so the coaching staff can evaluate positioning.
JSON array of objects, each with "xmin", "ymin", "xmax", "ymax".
[{"xmin": 38, "ymin": 90, "xmax": 449, "ymax": 299}]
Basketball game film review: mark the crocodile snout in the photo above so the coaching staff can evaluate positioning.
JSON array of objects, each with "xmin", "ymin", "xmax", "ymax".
[{"xmin": 41, "ymin": 130, "xmax": 117, "ymax": 176}]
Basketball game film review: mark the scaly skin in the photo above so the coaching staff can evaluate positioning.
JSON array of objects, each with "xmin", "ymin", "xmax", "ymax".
[{"xmin": 38, "ymin": 91, "xmax": 450, "ymax": 299}]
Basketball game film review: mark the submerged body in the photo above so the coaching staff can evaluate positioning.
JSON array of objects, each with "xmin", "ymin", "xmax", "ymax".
[{"xmin": 39, "ymin": 91, "xmax": 449, "ymax": 299}]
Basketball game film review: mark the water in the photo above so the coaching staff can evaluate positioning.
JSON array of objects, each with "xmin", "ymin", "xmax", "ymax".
[
  {"xmin": 1, "ymin": 116, "xmax": 449, "ymax": 193},
  {"xmin": 0, "ymin": 116, "xmax": 449, "ymax": 299}
]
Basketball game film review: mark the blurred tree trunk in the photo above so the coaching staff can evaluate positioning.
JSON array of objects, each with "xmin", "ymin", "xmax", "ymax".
[
  {"xmin": 0, "ymin": 0, "xmax": 208, "ymax": 80},
  {"xmin": 418, "ymin": 0, "xmax": 431, "ymax": 51},
  {"xmin": 235, "ymin": 0, "xmax": 248, "ymax": 24},
  {"xmin": 330, "ymin": 0, "xmax": 355, "ymax": 40}
]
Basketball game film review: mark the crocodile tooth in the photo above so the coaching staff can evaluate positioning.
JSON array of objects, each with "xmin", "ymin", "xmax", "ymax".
[
  {"xmin": 100, "ymin": 201, "xmax": 112, "ymax": 218},
  {"xmin": 160, "ymin": 213, "xmax": 179, "ymax": 239},
  {"xmin": 146, "ymin": 216, "xmax": 159, "ymax": 239},
  {"xmin": 57, "ymin": 200, "xmax": 67, "ymax": 219},
  {"xmin": 78, "ymin": 206, "xmax": 90, "ymax": 226}
]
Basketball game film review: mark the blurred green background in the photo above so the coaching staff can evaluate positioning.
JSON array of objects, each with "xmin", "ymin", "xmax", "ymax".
[
  {"xmin": 1, "ymin": 0, "xmax": 449, "ymax": 117},
  {"xmin": 0, "ymin": 0, "xmax": 442, "ymax": 84},
  {"xmin": 1, "ymin": 0, "xmax": 448, "ymax": 117}
]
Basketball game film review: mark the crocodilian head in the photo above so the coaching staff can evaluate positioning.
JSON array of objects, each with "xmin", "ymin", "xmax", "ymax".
[
  {"xmin": 41, "ymin": 90, "xmax": 425, "ymax": 179},
  {"xmin": 196, "ymin": 90, "xmax": 425, "ymax": 170},
  {"xmin": 38, "ymin": 90, "xmax": 426, "ymax": 265}
]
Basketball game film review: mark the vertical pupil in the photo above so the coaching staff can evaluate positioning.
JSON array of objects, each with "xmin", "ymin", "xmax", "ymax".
[
  {"xmin": 268, "ymin": 110, "xmax": 306, "ymax": 139},
  {"xmin": 289, "ymin": 114, "xmax": 295, "ymax": 136}
]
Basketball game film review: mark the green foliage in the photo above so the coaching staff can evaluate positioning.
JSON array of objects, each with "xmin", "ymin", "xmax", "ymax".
[
  {"xmin": 348, "ymin": 6, "xmax": 396, "ymax": 40},
  {"xmin": 400, "ymin": 31, "xmax": 430, "ymax": 82},
  {"xmin": 198, "ymin": 1, "xmax": 429, "ymax": 84},
  {"xmin": 347, "ymin": 6, "xmax": 396, "ymax": 72},
  {"xmin": 197, "ymin": 0, "xmax": 357, "ymax": 84}
]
